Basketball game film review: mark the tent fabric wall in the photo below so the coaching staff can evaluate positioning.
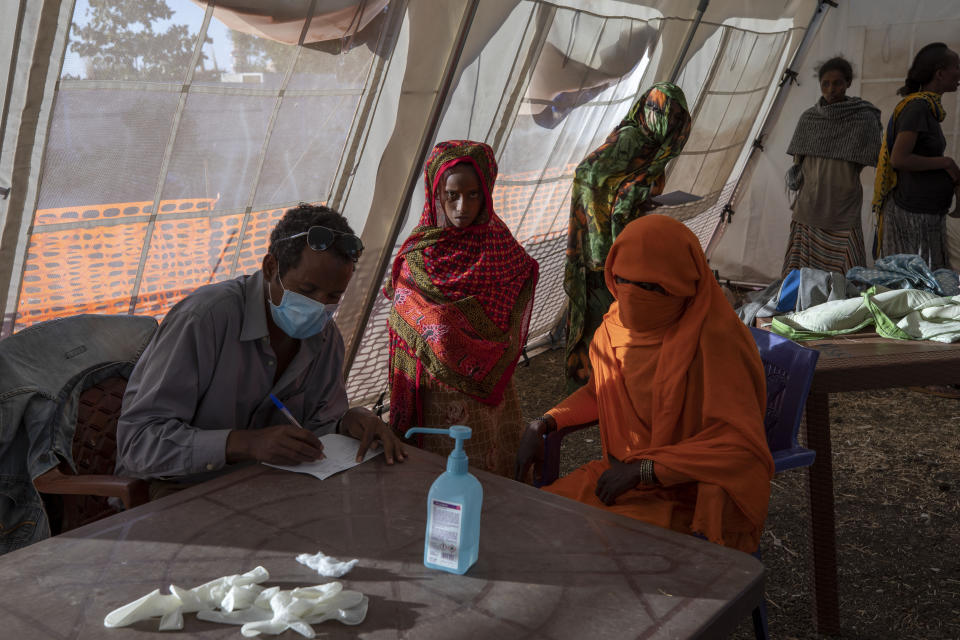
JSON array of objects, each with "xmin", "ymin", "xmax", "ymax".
[
  {"xmin": 1, "ymin": 0, "xmax": 817, "ymax": 408},
  {"xmin": 711, "ymin": 0, "xmax": 960, "ymax": 283},
  {"xmin": 0, "ymin": 0, "xmax": 73, "ymax": 336}
]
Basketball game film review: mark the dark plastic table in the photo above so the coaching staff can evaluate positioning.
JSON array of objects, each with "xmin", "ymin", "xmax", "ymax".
[
  {"xmin": 804, "ymin": 336, "xmax": 960, "ymax": 635},
  {"xmin": 0, "ymin": 448, "xmax": 763, "ymax": 639}
]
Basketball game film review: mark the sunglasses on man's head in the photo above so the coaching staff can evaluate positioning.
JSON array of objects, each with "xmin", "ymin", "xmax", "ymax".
[{"xmin": 279, "ymin": 226, "xmax": 364, "ymax": 262}]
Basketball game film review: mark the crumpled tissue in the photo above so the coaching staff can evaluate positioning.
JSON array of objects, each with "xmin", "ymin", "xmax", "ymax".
[
  {"xmin": 103, "ymin": 565, "xmax": 367, "ymax": 637},
  {"xmin": 295, "ymin": 550, "xmax": 358, "ymax": 577}
]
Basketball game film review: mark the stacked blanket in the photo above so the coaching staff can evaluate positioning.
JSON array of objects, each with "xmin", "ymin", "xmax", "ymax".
[{"xmin": 772, "ymin": 287, "xmax": 960, "ymax": 343}]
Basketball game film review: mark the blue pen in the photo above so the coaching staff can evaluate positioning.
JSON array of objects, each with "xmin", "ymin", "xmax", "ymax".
[
  {"xmin": 270, "ymin": 394, "xmax": 325, "ymax": 461},
  {"xmin": 269, "ymin": 394, "xmax": 305, "ymax": 430}
]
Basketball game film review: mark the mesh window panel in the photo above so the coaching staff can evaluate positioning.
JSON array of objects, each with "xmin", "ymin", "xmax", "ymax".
[
  {"xmin": 344, "ymin": 267, "xmax": 396, "ymax": 406},
  {"xmin": 523, "ymin": 233, "xmax": 567, "ymax": 345},
  {"xmin": 498, "ymin": 171, "xmax": 575, "ymax": 242},
  {"xmin": 252, "ymin": 95, "xmax": 361, "ymax": 207},
  {"xmin": 161, "ymin": 93, "xmax": 276, "ymax": 210},
  {"xmin": 289, "ymin": 36, "xmax": 375, "ymax": 92},
  {"xmin": 15, "ymin": 1, "xmax": 394, "ymax": 334},
  {"xmin": 36, "ymin": 90, "xmax": 180, "ymax": 208},
  {"xmin": 687, "ymin": 181, "xmax": 737, "ymax": 249}
]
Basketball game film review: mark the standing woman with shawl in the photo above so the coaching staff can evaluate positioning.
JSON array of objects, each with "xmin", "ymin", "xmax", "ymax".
[
  {"xmin": 385, "ymin": 140, "xmax": 539, "ymax": 478},
  {"xmin": 564, "ymin": 82, "xmax": 691, "ymax": 392},
  {"xmin": 872, "ymin": 43, "xmax": 960, "ymax": 269},
  {"xmin": 781, "ymin": 57, "xmax": 882, "ymax": 276},
  {"xmin": 517, "ymin": 215, "xmax": 774, "ymax": 553}
]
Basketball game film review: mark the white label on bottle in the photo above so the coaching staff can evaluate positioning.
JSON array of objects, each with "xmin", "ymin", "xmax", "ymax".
[{"xmin": 427, "ymin": 499, "xmax": 463, "ymax": 569}]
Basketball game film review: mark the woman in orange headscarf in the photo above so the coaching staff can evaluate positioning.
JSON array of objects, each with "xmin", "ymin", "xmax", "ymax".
[{"xmin": 516, "ymin": 215, "xmax": 774, "ymax": 552}]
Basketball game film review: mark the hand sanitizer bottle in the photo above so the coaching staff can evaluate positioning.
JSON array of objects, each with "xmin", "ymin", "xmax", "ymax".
[{"xmin": 404, "ymin": 425, "xmax": 482, "ymax": 575}]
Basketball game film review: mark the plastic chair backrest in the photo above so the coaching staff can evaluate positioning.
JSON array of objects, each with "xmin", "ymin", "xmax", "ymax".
[
  {"xmin": 53, "ymin": 376, "xmax": 130, "ymax": 531},
  {"xmin": 748, "ymin": 327, "xmax": 819, "ymax": 473},
  {"xmin": 72, "ymin": 376, "xmax": 128, "ymax": 477}
]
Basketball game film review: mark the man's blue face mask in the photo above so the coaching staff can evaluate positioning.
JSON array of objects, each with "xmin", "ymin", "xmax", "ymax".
[{"xmin": 268, "ymin": 275, "xmax": 338, "ymax": 339}]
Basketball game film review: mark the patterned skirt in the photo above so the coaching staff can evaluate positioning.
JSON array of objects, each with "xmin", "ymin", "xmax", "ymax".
[
  {"xmin": 417, "ymin": 377, "xmax": 523, "ymax": 479},
  {"xmin": 880, "ymin": 198, "xmax": 949, "ymax": 270},
  {"xmin": 782, "ymin": 220, "xmax": 867, "ymax": 277}
]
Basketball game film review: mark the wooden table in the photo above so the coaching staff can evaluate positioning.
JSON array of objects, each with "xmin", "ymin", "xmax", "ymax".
[
  {"xmin": 0, "ymin": 448, "xmax": 763, "ymax": 639},
  {"xmin": 803, "ymin": 335, "xmax": 960, "ymax": 635}
]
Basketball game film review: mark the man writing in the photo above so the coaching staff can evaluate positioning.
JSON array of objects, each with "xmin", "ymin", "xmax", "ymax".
[{"xmin": 117, "ymin": 204, "xmax": 404, "ymax": 489}]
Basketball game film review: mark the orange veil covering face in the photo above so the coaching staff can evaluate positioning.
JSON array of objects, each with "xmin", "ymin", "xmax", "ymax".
[{"xmin": 548, "ymin": 214, "xmax": 774, "ymax": 552}]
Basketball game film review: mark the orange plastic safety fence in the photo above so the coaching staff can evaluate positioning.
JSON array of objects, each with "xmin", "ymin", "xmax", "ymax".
[{"xmin": 14, "ymin": 167, "xmax": 578, "ymax": 334}]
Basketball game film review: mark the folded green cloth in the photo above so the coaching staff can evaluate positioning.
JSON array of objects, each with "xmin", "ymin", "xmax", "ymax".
[{"xmin": 771, "ymin": 287, "xmax": 960, "ymax": 343}]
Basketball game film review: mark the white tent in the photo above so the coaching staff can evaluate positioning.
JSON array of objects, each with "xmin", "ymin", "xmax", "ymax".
[
  {"xmin": 710, "ymin": 0, "xmax": 960, "ymax": 282},
  {"xmin": 3, "ymin": 0, "xmax": 953, "ymax": 406}
]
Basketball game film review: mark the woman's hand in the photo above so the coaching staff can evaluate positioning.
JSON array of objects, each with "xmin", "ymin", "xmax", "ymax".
[
  {"xmin": 943, "ymin": 156, "xmax": 960, "ymax": 184},
  {"xmin": 514, "ymin": 415, "xmax": 554, "ymax": 483},
  {"xmin": 595, "ymin": 454, "xmax": 644, "ymax": 505},
  {"xmin": 950, "ymin": 185, "xmax": 960, "ymax": 218}
]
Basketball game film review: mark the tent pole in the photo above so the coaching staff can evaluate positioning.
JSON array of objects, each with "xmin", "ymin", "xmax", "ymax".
[
  {"xmin": 341, "ymin": 0, "xmax": 480, "ymax": 378},
  {"xmin": 667, "ymin": 0, "xmax": 709, "ymax": 84},
  {"xmin": 704, "ymin": 0, "xmax": 834, "ymax": 260},
  {"xmin": 0, "ymin": 0, "xmax": 68, "ymax": 337},
  {"xmin": 0, "ymin": 0, "xmax": 28, "ymax": 167}
]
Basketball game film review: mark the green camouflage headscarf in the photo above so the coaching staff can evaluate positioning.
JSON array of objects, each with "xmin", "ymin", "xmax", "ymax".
[{"xmin": 564, "ymin": 82, "xmax": 691, "ymax": 390}]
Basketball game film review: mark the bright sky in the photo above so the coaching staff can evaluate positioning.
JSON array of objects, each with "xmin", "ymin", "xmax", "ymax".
[{"xmin": 60, "ymin": 0, "xmax": 236, "ymax": 79}]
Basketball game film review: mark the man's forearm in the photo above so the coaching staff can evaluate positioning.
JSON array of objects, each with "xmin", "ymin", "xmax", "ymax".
[
  {"xmin": 225, "ymin": 430, "xmax": 252, "ymax": 464},
  {"xmin": 116, "ymin": 417, "xmax": 231, "ymax": 478}
]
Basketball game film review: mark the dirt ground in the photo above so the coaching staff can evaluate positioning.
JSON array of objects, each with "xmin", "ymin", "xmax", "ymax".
[{"xmin": 512, "ymin": 347, "xmax": 960, "ymax": 640}]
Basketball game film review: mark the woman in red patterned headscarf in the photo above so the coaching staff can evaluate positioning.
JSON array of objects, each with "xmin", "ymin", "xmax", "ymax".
[{"xmin": 384, "ymin": 140, "xmax": 539, "ymax": 477}]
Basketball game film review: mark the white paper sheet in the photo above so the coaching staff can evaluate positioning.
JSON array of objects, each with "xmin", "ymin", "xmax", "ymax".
[{"xmin": 265, "ymin": 434, "xmax": 382, "ymax": 480}]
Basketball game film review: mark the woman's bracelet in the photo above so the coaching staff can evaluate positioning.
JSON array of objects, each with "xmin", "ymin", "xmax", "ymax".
[{"xmin": 638, "ymin": 458, "xmax": 659, "ymax": 486}]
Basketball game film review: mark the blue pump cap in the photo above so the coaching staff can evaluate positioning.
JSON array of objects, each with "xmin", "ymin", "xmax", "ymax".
[{"xmin": 404, "ymin": 425, "xmax": 472, "ymax": 474}]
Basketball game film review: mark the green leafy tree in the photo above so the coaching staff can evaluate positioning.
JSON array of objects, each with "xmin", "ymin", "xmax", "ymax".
[
  {"xmin": 229, "ymin": 31, "xmax": 292, "ymax": 74},
  {"xmin": 70, "ymin": 0, "xmax": 204, "ymax": 81}
]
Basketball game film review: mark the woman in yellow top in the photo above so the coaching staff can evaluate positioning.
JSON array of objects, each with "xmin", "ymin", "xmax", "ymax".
[{"xmin": 873, "ymin": 42, "xmax": 960, "ymax": 269}]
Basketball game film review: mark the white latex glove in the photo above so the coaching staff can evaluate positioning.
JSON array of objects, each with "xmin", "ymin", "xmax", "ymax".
[
  {"xmin": 103, "ymin": 590, "xmax": 181, "ymax": 628},
  {"xmin": 296, "ymin": 550, "xmax": 359, "ymax": 577}
]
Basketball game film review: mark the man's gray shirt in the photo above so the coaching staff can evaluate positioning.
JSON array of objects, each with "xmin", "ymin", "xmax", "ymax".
[{"xmin": 116, "ymin": 270, "xmax": 349, "ymax": 480}]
